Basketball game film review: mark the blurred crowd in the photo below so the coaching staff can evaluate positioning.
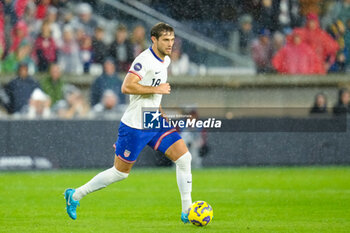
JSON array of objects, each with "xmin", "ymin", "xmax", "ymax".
[
  {"xmin": 0, "ymin": 0, "xmax": 196, "ymax": 119},
  {"xmin": 310, "ymin": 88, "xmax": 350, "ymax": 116},
  {"xmin": 236, "ymin": 0, "xmax": 350, "ymax": 74},
  {"xmin": 0, "ymin": 0, "xmax": 198, "ymax": 76},
  {"xmin": 0, "ymin": 0, "xmax": 152, "ymax": 74},
  {"xmin": 1, "ymin": 0, "xmax": 350, "ymax": 119},
  {"xmin": 3, "ymin": 0, "xmax": 350, "ymax": 77},
  {"xmin": 148, "ymin": 0, "xmax": 350, "ymax": 74},
  {"xmin": 0, "ymin": 60, "xmax": 127, "ymax": 119}
]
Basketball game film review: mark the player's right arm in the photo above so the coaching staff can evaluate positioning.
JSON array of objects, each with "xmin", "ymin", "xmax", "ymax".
[{"xmin": 121, "ymin": 72, "xmax": 171, "ymax": 95}]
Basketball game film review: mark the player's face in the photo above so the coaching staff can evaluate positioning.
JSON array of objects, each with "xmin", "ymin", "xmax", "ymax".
[{"xmin": 155, "ymin": 31, "xmax": 175, "ymax": 56}]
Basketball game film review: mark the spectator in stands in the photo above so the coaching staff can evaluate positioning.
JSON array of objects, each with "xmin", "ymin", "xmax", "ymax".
[
  {"xmin": 4, "ymin": 62, "xmax": 40, "ymax": 114},
  {"xmin": 257, "ymin": 0, "xmax": 279, "ymax": 32},
  {"xmin": 251, "ymin": 29, "xmax": 274, "ymax": 74},
  {"xmin": 90, "ymin": 90, "xmax": 123, "ymax": 119},
  {"xmin": 5, "ymin": 17, "xmax": 33, "ymax": 73},
  {"xmin": 131, "ymin": 24, "xmax": 148, "ymax": 58},
  {"xmin": 40, "ymin": 63, "xmax": 64, "ymax": 105},
  {"xmin": 236, "ymin": 1, "xmax": 260, "ymax": 17},
  {"xmin": 58, "ymin": 26, "xmax": 82, "ymax": 74},
  {"xmin": 272, "ymin": 31, "xmax": 285, "ymax": 55},
  {"xmin": 55, "ymin": 85, "xmax": 90, "ymax": 119},
  {"xmin": 61, "ymin": 10, "xmax": 79, "ymax": 30},
  {"xmin": 3, "ymin": 0, "xmax": 17, "ymax": 27},
  {"xmin": 91, "ymin": 26, "xmax": 107, "ymax": 65},
  {"xmin": 237, "ymin": 14, "xmax": 254, "ymax": 55},
  {"xmin": 35, "ymin": 0, "xmax": 51, "ymax": 20},
  {"xmin": 80, "ymin": 35, "xmax": 93, "ymax": 73},
  {"xmin": 0, "ymin": 1, "xmax": 5, "ymax": 58},
  {"xmin": 90, "ymin": 58, "xmax": 124, "ymax": 107},
  {"xmin": 321, "ymin": 1, "xmax": 339, "ymax": 28},
  {"xmin": 333, "ymin": 88, "xmax": 350, "ymax": 116},
  {"xmin": 75, "ymin": 26, "xmax": 87, "ymax": 45},
  {"xmin": 51, "ymin": 0, "xmax": 68, "ymax": 8},
  {"xmin": 9, "ymin": 20, "xmax": 29, "ymax": 53},
  {"xmin": 22, "ymin": 1, "xmax": 37, "ymax": 39},
  {"xmin": 14, "ymin": 0, "xmax": 29, "ymax": 19},
  {"xmin": 169, "ymin": 39, "xmax": 190, "ymax": 76},
  {"xmin": 109, "ymin": 24, "xmax": 133, "ymax": 72},
  {"xmin": 18, "ymin": 88, "xmax": 52, "ymax": 119},
  {"xmin": 274, "ymin": 0, "xmax": 302, "ymax": 32},
  {"xmin": 43, "ymin": 6, "xmax": 62, "ymax": 48},
  {"xmin": 3, "ymin": 0, "xmax": 16, "ymax": 59},
  {"xmin": 2, "ymin": 39, "xmax": 35, "ymax": 73},
  {"xmin": 0, "ymin": 84, "xmax": 10, "ymax": 112},
  {"xmin": 299, "ymin": 0, "xmax": 322, "ymax": 17},
  {"xmin": 345, "ymin": 19, "xmax": 350, "ymax": 72},
  {"xmin": 2, "ymin": 20, "xmax": 32, "ymax": 72},
  {"xmin": 327, "ymin": 20, "xmax": 347, "ymax": 73},
  {"xmin": 310, "ymin": 93, "xmax": 328, "ymax": 115},
  {"xmin": 293, "ymin": 13, "xmax": 339, "ymax": 73},
  {"xmin": 327, "ymin": 0, "xmax": 350, "ymax": 27},
  {"xmin": 34, "ymin": 20, "xmax": 58, "ymax": 72},
  {"xmin": 272, "ymin": 31, "xmax": 325, "ymax": 74},
  {"xmin": 76, "ymin": 3, "xmax": 97, "ymax": 36}
]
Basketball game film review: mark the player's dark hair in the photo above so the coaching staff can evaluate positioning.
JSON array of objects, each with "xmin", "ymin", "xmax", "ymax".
[{"xmin": 150, "ymin": 22, "xmax": 174, "ymax": 39}]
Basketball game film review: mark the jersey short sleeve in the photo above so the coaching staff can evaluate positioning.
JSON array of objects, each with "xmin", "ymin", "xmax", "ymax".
[{"xmin": 128, "ymin": 55, "xmax": 149, "ymax": 80}]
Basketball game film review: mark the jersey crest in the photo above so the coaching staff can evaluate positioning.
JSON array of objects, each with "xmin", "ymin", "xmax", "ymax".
[{"xmin": 134, "ymin": 63, "xmax": 142, "ymax": 71}]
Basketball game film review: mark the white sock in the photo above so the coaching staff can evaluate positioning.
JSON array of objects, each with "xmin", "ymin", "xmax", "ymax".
[
  {"xmin": 175, "ymin": 152, "xmax": 192, "ymax": 213},
  {"xmin": 72, "ymin": 166, "xmax": 128, "ymax": 201}
]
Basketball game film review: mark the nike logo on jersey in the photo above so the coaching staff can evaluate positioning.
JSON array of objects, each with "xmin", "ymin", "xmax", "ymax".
[{"xmin": 155, "ymin": 71, "xmax": 161, "ymax": 74}]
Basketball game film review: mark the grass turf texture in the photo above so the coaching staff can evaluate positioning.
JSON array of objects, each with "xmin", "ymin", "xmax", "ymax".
[{"xmin": 0, "ymin": 167, "xmax": 349, "ymax": 233}]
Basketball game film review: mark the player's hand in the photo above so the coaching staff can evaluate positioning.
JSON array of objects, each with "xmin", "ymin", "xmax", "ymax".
[{"xmin": 155, "ymin": 83, "xmax": 171, "ymax": 94}]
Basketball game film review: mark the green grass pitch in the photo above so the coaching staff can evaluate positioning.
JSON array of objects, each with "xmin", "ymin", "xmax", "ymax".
[{"xmin": 1, "ymin": 167, "xmax": 349, "ymax": 233}]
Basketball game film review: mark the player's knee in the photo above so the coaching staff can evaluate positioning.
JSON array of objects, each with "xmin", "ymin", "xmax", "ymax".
[{"xmin": 175, "ymin": 151, "xmax": 192, "ymax": 170}]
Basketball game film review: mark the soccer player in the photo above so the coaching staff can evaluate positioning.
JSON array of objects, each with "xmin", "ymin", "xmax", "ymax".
[{"xmin": 64, "ymin": 22, "xmax": 192, "ymax": 223}]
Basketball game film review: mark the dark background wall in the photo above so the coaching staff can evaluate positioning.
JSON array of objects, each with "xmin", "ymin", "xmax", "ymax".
[{"xmin": 0, "ymin": 119, "xmax": 349, "ymax": 169}]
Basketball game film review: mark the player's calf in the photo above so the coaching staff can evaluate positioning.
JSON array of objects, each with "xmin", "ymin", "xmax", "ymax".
[
  {"xmin": 72, "ymin": 166, "xmax": 129, "ymax": 201},
  {"xmin": 175, "ymin": 152, "xmax": 192, "ymax": 218}
]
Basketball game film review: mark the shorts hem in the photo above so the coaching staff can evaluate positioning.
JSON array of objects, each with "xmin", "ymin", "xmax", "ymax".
[{"xmin": 117, "ymin": 155, "xmax": 137, "ymax": 164}]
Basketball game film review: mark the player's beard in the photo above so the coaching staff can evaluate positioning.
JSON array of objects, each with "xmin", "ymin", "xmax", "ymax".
[{"xmin": 157, "ymin": 43, "xmax": 172, "ymax": 57}]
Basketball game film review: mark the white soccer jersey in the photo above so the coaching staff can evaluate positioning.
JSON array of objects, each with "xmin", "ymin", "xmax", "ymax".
[{"xmin": 121, "ymin": 47, "xmax": 171, "ymax": 129}]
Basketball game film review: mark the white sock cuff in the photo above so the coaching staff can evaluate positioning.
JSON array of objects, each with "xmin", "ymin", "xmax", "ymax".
[
  {"xmin": 112, "ymin": 166, "xmax": 129, "ymax": 179},
  {"xmin": 175, "ymin": 152, "xmax": 192, "ymax": 167}
]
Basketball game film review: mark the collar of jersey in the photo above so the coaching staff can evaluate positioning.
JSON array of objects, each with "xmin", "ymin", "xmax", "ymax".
[{"xmin": 149, "ymin": 47, "xmax": 164, "ymax": 63}]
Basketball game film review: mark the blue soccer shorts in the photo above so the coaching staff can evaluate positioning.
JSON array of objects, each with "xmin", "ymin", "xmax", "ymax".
[{"xmin": 114, "ymin": 121, "xmax": 182, "ymax": 163}]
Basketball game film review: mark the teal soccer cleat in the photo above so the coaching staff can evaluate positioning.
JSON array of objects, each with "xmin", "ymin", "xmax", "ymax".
[
  {"xmin": 181, "ymin": 212, "xmax": 189, "ymax": 223},
  {"xmin": 64, "ymin": 189, "xmax": 80, "ymax": 220}
]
